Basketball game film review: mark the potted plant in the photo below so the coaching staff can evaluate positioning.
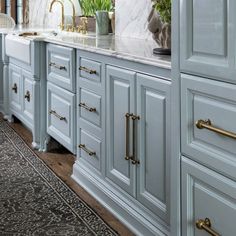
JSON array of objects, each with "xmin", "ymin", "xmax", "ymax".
[
  {"xmin": 78, "ymin": 0, "xmax": 96, "ymax": 32},
  {"xmin": 148, "ymin": 0, "xmax": 171, "ymax": 55},
  {"xmin": 93, "ymin": 0, "xmax": 113, "ymax": 35}
]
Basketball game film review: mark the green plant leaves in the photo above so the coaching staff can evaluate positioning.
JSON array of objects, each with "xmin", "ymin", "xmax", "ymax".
[
  {"xmin": 152, "ymin": 0, "xmax": 171, "ymax": 24},
  {"xmin": 78, "ymin": 0, "xmax": 113, "ymax": 16}
]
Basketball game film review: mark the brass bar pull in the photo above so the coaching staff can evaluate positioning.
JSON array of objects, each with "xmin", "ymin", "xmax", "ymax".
[
  {"xmin": 12, "ymin": 83, "xmax": 17, "ymax": 93},
  {"xmin": 125, "ymin": 113, "xmax": 132, "ymax": 161},
  {"xmin": 24, "ymin": 91, "xmax": 30, "ymax": 102},
  {"xmin": 49, "ymin": 110, "xmax": 66, "ymax": 121},
  {"xmin": 196, "ymin": 218, "xmax": 220, "ymax": 236},
  {"xmin": 131, "ymin": 114, "xmax": 140, "ymax": 165},
  {"xmin": 196, "ymin": 119, "xmax": 236, "ymax": 140},
  {"xmin": 49, "ymin": 62, "xmax": 66, "ymax": 71},
  {"xmin": 79, "ymin": 144, "xmax": 96, "ymax": 156},
  {"xmin": 79, "ymin": 66, "xmax": 97, "ymax": 75},
  {"xmin": 79, "ymin": 102, "xmax": 96, "ymax": 112}
]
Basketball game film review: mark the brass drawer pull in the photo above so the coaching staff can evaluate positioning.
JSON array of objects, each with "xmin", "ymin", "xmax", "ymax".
[
  {"xmin": 196, "ymin": 218, "xmax": 220, "ymax": 236},
  {"xmin": 24, "ymin": 90, "xmax": 31, "ymax": 102},
  {"xmin": 196, "ymin": 119, "xmax": 236, "ymax": 140},
  {"xmin": 125, "ymin": 113, "xmax": 132, "ymax": 161},
  {"xmin": 131, "ymin": 115, "xmax": 140, "ymax": 165},
  {"xmin": 79, "ymin": 102, "xmax": 96, "ymax": 112},
  {"xmin": 49, "ymin": 110, "xmax": 66, "ymax": 121},
  {"xmin": 79, "ymin": 144, "xmax": 96, "ymax": 156},
  {"xmin": 49, "ymin": 62, "xmax": 66, "ymax": 71},
  {"xmin": 12, "ymin": 83, "xmax": 17, "ymax": 93},
  {"xmin": 79, "ymin": 66, "xmax": 97, "ymax": 75}
]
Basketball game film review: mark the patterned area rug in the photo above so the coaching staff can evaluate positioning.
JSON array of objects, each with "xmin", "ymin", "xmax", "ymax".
[{"xmin": 0, "ymin": 119, "xmax": 118, "ymax": 236}]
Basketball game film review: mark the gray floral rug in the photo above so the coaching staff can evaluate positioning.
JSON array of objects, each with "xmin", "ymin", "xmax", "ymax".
[{"xmin": 0, "ymin": 119, "xmax": 118, "ymax": 236}]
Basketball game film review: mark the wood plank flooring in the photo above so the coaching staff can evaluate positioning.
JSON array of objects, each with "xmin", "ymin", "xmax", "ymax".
[{"xmin": 4, "ymin": 117, "xmax": 134, "ymax": 236}]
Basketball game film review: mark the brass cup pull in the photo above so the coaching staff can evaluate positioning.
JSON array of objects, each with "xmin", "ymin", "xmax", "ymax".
[
  {"xmin": 79, "ymin": 144, "xmax": 96, "ymax": 156},
  {"xmin": 196, "ymin": 119, "xmax": 236, "ymax": 140},
  {"xmin": 196, "ymin": 218, "xmax": 220, "ymax": 236},
  {"xmin": 79, "ymin": 66, "xmax": 97, "ymax": 75},
  {"xmin": 24, "ymin": 90, "xmax": 31, "ymax": 102},
  {"xmin": 12, "ymin": 83, "xmax": 17, "ymax": 93},
  {"xmin": 49, "ymin": 110, "xmax": 66, "ymax": 121},
  {"xmin": 49, "ymin": 62, "xmax": 66, "ymax": 71},
  {"xmin": 79, "ymin": 102, "xmax": 96, "ymax": 112}
]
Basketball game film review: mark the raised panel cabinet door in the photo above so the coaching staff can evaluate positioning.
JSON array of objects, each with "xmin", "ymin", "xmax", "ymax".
[
  {"xmin": 182, "ymin": 156, "xmax": 236, "ymax": 236},
  {"xmin": 136, "ymin": 74, "xmax": 171, "ymax": 223},
  {"xmin": 106, "ymin": 65, "xmax": 136, "ymax": 197},
  {"xmin": 180, "ymin": 0, "xmax": 236, "ymax": 82},
  {"xmin": 9, "ymin": 64, "xmax": 22, "ymax": 112},
  {"xmin": 22, "ymin": 70, "xmax": 34, "ymax": 122}
]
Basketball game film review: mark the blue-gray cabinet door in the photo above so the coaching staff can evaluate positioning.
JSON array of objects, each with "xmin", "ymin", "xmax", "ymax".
[
  {"xmin": 182, "ymin": 156, "xmax": 236, "ymax": 236},
  {"xmin": 106, "ymin": 65, "xmax": 136, "ymax": 197},
  {"xmin": 180, "ymin": 0, "xmax": 236, "ymax": 82},
  {"xmin": 136, "ymin": 74, "xmax": 171, "ymax": 223},
  {"xmin": 9, "ymin": 64, "xmax": 22, "ymax": 113}
]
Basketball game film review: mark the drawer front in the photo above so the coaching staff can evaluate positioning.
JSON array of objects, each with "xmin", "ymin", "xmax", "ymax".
[
  {"xmin": 9, "ymin": 64, "xmax": 22, "ymax": 112},
  {"xmin": 78, "ymin": 129, "xmax": 101, "ymax": 173},
  {"xmin": 47, "ymin": 44, "xmax": 75, "ymax": 92},
  {"xmin": 182, "ymin": 156, "xmax": 236, "ymax": 236},
  {"xmin": 78, "ymin": 57, "xmax": 101, "ymax": 84},
  {"xmin": 22, "ymin": 70, "xmax": 34, "ymax": 122},
  {"xmin": 47, "ymin": 82, "xmax": 75, "ymax": 153},
  {"xmin": 78, "ymin": 88, "xmax": 101, "ymax": 127},
  {"xmin": 181, "ymin": 74, "xmax": 236, "ymax": 179}
]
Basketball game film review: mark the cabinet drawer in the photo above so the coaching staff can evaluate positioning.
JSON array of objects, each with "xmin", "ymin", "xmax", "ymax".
[
  {"xmin": 182, "ymin": 156, "xmax": 236, "ymax": 236},
  {"xmin": 47, "ymin": 82, "xmax": 76, "ymax": 153},
  {"xmin": 22, "ymin": 70, "xmax": 34, "ymax": 122},
  {"xmin": 9, "ymin": 64, "xmax": 22, "ymax": 112},
  {"xmin": 78, "ymin": 57, "xmax": 101, "ymax": 84},
  {"xmin": 47, "ymin": 44, "xmax": 75, "ymax": 92},
  {"xmin": 78, "ymin": 88, "xmax": 101, "ymax": 127},
  {"xmin": 77, "ymin": 129, "xmax": 101, "ymax": 173},
  {"xmin": 181, "ymin": 74, "xmax": 236, "ymax": 179}
]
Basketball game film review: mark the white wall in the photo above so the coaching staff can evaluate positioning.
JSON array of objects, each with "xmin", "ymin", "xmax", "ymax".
[{"xmin": 115, "ymin": 0, "xmax": 153, "ymax": 40}]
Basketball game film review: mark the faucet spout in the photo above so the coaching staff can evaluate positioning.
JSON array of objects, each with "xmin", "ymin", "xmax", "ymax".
[
  {"xmin": 66, "ymin": 0, "xmax": 76, "ymax": 31},
  {"xmin": 49, "ymin": 0, "xmax": 65, "ymax": 30}
]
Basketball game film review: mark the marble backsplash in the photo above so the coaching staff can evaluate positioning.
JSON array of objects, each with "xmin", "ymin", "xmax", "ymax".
[
  {"xmin": 115, "ymin": 0, "xmax": 153, "ymax": 40},
  {"xmin": 28, "ymin": 0, "xmax": 153, "ymax": 41}
]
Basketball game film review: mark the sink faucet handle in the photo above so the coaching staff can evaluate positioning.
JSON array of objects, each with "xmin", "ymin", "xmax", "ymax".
[{"xmin": 58, "ymin": 23, "xmax": 64, "ymax": 30}]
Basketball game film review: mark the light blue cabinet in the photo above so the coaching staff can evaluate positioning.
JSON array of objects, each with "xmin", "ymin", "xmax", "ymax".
[
  {"xmin": 46, "ymin": 43, "xmax": 76, "ymax": 154},
  {"xmin": 180, "ymin": 0, "xmax": 236, "ymax": 82},
  {"xmin": 106, "ymin": 65, "xmax": 136, "ymax": 197},
  {"xmin": 0, "ymin": 35, "xmax": 3, "ymax": 112},
  {"xmin": 136, "ymin": 73, "xmax": 171, "ymax": 223},
  {"xmin": 106, "ymin": 65, "xmax": 171, "ymax": 225},
  {"xmin": 182, "ymin": 156, "xmax": 236, "ymax": 236}
]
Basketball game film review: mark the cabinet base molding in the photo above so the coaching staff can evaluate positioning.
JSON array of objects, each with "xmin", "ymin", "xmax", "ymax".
[{"xmin": 72, "ymin": 162, "xmax": 170, "ymax": 236}]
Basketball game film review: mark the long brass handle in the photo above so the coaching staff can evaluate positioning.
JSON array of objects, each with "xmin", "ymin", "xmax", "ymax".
[
  {"xmin": 79, "ymin": 144, "xmax": 96, "ymax": 156},
  {"xmin": 125, "ymin": 113, "xmax": 132, "ymax": 161},
  {"xmin": 79, "ymin": 102, "xmax": 96, "ymax": 112},
  {"xmin": 49, "ymin": 110, "xmax": 66, "ymax": 121},
  {"xmin": 24, "ymin": 90, "xmax": 31, "ymax": 102},
  {"xmin": 49, "ymin": 62, "xmax": 66, "ymax": 71},
  {"xmin": 79, "ymin": 66, "xmax": 97, "ymax": 75},
  {"xmin": 196, "ymin": 218, "xmax": 220, "ymax": 236},
  {"xmin": 12, "ymin": 83, "xmax": 17, "ymax": 93},
  {"xmin": 196, "ymin": 119, "xmax": 236, "ymax": 140},
  {"xmin": 131, "ymin": 115, "xmax": 140, "ymax": 165}
]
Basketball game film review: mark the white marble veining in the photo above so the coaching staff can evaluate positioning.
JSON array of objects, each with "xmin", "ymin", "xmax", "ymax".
[
  {"xmin": 29, "ymin": 0, "xmax": 81, "ymax": 28},
  {"xmin": 115, "ymin": 0, "xmax": 153, "ymax": 40}
]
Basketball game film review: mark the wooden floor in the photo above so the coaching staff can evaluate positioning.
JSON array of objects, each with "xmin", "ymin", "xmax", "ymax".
[{"xmin": 6, "ymin": 117, "xmax": 134, "ymax": 236}]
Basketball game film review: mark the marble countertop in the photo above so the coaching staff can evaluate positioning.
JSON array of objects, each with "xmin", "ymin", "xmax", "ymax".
[{"xmin": 2, "ymin": 27, "xmax": 171, "ymax": 69}]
